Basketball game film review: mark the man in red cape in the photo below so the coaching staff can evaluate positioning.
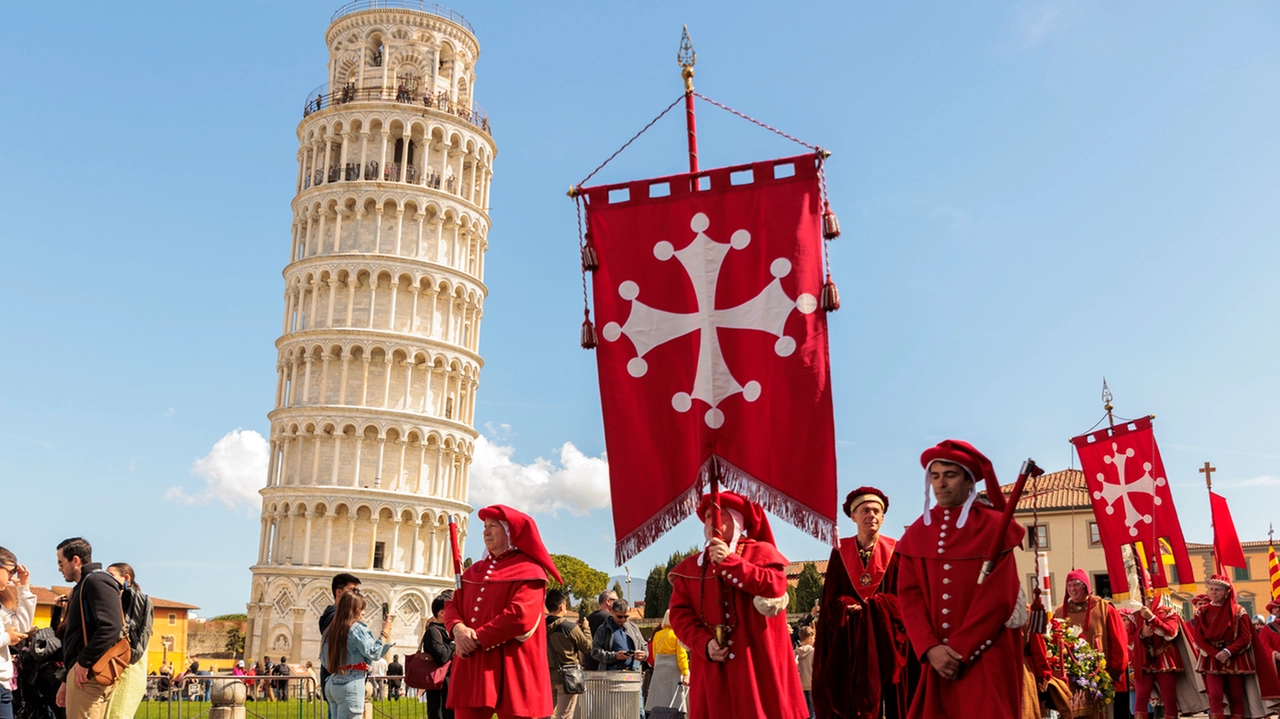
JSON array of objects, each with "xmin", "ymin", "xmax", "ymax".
[
  {"xmin": 668, "ymin": 491, "xmax": 806, "ymax": 719},
  {"xmin": 1190, "ymin": 574, "xmax": 1280, "ymax": 719},
  {"xmin": 1258, "ymin": 599, "xmax": 1280, "ymax": 673},
  {"xmin": 813, "ymin": 486, "xmax": 916, "ymax": 719},
  {"xmin": 1053, "ymin": 568, "xmax": 1129, "ymax": 717},
  {"xmin": 443, "ymin": 505, "xmax": 561, "ymax": 719},
  {"xmin": 897, "ymin": 440, "xmax": 1025, "ymax": 719}
]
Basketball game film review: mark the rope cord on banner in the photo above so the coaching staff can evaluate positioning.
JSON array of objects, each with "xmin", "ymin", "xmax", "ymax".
[{"xmin": 574, "ymin": 94, "xmax": 685, "ymax": 191}]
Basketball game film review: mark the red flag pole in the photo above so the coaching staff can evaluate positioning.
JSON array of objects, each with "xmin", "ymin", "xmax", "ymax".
[
  {"xmin": 679, "ymin": 25, "xmax": 698, "ymax": 174},
  {"xmin": 448, "ymin": 515, "xmax": 463, "ymax": 589},
  {"xmin": 678, "ymin": 25, "xmax": 718, "ymax": 537}
]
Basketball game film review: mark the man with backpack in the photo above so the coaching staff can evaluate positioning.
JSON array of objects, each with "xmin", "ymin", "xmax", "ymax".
[
  {"xmin": 272, "ymin": 656, "xmax": 291, "ymax": 701},
  {"xmin": 53, "ymin": 538, "xmax": 124, "ymax": 719}
]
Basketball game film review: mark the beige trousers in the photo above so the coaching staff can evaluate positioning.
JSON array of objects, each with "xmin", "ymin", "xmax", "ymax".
[
  {"xmin": 66, "ymin": 676, "xmax": 115, "ymax": 719},
  {"xmin": 550, "ymin": 686, "xmax": 579, "ymax": 719}
]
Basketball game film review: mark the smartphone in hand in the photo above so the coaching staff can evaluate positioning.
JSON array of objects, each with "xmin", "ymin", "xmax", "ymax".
[{"xmin": 381, "ymin": 602, "xmax": 390, "ymax": 620}]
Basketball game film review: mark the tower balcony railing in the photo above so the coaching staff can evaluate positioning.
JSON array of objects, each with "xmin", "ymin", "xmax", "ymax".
[
  {"xmin": 302, "ymin": 161, "xmax": 463, "ymax": 192},
  {"xmin": 303, "ymin": 82, "xmax": 491, "ymax": 135},
  {"xmin": 330, "ymin": 0, "xmax": 473, "ymax": 35}
]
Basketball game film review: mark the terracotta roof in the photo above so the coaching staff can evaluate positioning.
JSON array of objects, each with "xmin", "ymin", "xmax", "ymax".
[
  {"xmin": 986, "ymin": 469, "xmax": 1091, "ymax": 512},
  {"xmin": 1186, "ymin": 541, "xmax": 1276, "ymax": 551},
  {"xmin": 31, "ymin": 585, "xmax": 198, "ymax": 610}
]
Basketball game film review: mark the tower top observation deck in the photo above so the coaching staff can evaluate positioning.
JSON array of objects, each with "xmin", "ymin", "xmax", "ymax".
[{"xmin": 330, "ymin": 0, "xmax": 473, "ymax": 33}]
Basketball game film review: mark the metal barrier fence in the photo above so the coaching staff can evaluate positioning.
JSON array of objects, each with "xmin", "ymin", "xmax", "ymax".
[{"xmin": 138, "ymin": 675, "xmax": 320, "ymax": 719}]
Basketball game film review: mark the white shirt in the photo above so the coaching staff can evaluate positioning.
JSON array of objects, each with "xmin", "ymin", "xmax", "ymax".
[
  {"xmin": 371, "ymin": 657, "xmax": 388, "ymax": 677},
  {"xmin": 0, "ymin": 586, "xmax": 37, "ymax": 682}
]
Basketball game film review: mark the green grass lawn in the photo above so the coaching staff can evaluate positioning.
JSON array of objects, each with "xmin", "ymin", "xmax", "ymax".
[{"xmin": 133, "ymin": 698, "xmax": 440, "ymax": 719}]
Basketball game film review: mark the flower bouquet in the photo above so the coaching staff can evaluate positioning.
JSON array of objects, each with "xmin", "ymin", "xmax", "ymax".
[{"xmin": 1045, "ymin": 619, "xmax": 1115, "ymax": 718}]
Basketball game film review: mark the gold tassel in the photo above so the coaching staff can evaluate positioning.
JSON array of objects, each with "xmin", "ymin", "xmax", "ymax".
[
  {"xmin": 822, "ymin": 202, "xmax": 841, "ymax": 240},
  {"xmin": 1027, "ymin": 587, "xmax": 1047, "ymax": 635},
  {"xmin": 821, "ymin": 274, "xmax": 840, "ymax": 312},
  {"xmin": 581, "ymin": 233, "xmax": 599, "ymax": 272},
  {"xmin": 580, "ymin": 310, "xmax": 598, "ymax": 349}
]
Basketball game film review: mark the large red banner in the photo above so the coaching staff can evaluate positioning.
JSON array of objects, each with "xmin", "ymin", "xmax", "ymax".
[
  {"xmin": 583, "ymin": 154, "xmax": 837, "ymax": 563},
  {"xmin": 1070, "ymin": 417, "xmax": 1197, "ymax": 598}
]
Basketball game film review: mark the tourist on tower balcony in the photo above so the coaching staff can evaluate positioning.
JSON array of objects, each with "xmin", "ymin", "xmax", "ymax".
[
  {"xmin": 442, "ymin": 505, "xmax": 560, "ymax": 719},
  {"xmin": 321, "ymin": 591, "xmax": 392, "ymax": 719}
]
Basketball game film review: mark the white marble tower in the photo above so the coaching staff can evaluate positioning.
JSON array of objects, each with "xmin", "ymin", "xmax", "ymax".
[{"xmin": 246, "ymin": 0, "xmax": 494, "ymax": 663}]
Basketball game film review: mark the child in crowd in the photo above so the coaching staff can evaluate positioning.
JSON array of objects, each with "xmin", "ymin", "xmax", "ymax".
[{"xmin": 796, "ymin": 625, "xmax": 816, "ymax": 719}]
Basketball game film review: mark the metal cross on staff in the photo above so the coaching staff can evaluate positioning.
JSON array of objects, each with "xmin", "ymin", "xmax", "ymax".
[{"xmin": 1200, "ymin": 461, "xmax": 1216, "ymax": 489}]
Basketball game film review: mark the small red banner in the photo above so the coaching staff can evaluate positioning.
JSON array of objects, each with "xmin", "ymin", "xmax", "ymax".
[
  {"xmin": 583, "ymin": 153, "xmax": 837, "ymax": 563},
  {"xmin": 1209, "ymin": 491, "xmax": 1247, "ymax": 570}
]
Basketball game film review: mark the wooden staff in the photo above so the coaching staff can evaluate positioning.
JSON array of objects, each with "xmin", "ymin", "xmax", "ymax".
[
  {"xmin": 448, "ymin": 515, "xmax": 463, "ymax": 589},
  {"xmin": 977, "ymin": 459, "xmax": 1043, "ymax": 585}
]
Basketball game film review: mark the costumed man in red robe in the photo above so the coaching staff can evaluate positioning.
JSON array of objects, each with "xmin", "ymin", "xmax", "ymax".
[
  {"xmin": 668, "ymin": 491, "xmax": 806, "ymax": 719},
  {"xmin": 1258, "ymin": 600, "xmax": 1280, "ymax": 673},
  {"xmin": 1129, "ymin": 593, "xmax": 1203, "ymax": 719},
  {"xmin": 443, "ymin": 505, "xmax": 561, "ymax": 719},
  {"xmin": 897, "ymin": 440, "xmax": 1026, "ymax": 719},
  {"xmin": 1053, "ymin": 569, "xmax": 1128, "ymax": 717},
  {"xmin": 1191, "ymin": 574, "xmax": 1280, "ymax": 719},
  {"xmin": 813, "ymin": 486, "xmax": 915, "ymax": 719}
]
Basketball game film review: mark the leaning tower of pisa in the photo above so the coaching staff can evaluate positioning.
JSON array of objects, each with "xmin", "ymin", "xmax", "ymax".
[{"xmin": 245, "ymin": 1, "xmax": 494, "ymax": 663}]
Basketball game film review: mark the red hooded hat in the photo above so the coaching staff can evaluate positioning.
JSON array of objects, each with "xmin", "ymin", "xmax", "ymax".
[
  {"xmin": 919, "ymin": 439, "xmax": 1005, "ymax": 527},
  {"xmin": 697, "ymin": 491, "xmax": 776, "ymax": 546},
  {"xmin": 477, "ymin": 504, "xmax": 562, "ymax": 584},
  {"xmin": 1065, "ymin": 568, "xmax": 1091, "ymax": 593}
]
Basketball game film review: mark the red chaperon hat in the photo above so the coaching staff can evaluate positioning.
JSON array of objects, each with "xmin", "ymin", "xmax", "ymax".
[
  {"xmin": 919, "ymin": 439, "xmax": 1005, "ymax": 528},
  {"xmin": 477, "ymin": 504, "xmax": 563, "ymax": 584},
  {"xmin": 843, "ymin": 486, "xmax": 888, "ymax": 518},
  {"xmin": 697, "ymin": 491, "xmax": 777, "ymax": 546}
]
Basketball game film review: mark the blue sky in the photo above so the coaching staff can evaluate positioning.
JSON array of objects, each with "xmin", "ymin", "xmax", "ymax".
[{"xmin": 2, "ymin": 1, "xmax": 1278, "ymax": 615}]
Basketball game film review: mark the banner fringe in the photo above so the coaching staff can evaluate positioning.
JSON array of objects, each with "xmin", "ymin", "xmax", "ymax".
[{"xmin": 614, "ymin": 454, "xmax": 838, "ymax": 565}]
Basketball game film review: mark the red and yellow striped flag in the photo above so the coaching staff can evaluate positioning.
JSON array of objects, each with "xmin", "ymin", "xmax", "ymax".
[{"xmin": 1269, "ymin": 540, "xmax": 1280, "ymax": 601}]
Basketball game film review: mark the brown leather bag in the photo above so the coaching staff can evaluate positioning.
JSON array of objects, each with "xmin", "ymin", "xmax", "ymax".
[{"xmin": 79, "ymin": 580, "xmax": 131, "ymax": 686}]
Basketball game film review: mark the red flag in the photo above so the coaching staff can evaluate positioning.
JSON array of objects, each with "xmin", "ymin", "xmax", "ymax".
[
  {"xmin": 1209, "ymin": 491, "xmax": 1247, "ymax": 570},
  {"xmin": 1070, "ymin": 416, "xmax": 1196, "ymax": 598},
  {"xmin": 583, "ymin": 153, "xmax": 837, "ymax": 563}
]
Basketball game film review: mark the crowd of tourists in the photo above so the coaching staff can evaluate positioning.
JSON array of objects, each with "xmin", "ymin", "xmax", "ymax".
[{"xmin": 6, "ymin": 441, "xmax": 1280, "ymax": 719}]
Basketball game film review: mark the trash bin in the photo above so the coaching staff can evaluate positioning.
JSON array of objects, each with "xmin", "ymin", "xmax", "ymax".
[{"xmin": 576, "ymin": 670, "xmax": 642, "ymax": 719}]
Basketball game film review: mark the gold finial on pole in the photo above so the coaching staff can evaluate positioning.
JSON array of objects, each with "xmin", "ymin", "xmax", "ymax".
[
  {"xmin": 678, "ymin": 25, "xmax": 697, "ymax": 92},
  {"xmin": 1102, "ymin": 377, "xmax": 1114, "ymax": 428}
]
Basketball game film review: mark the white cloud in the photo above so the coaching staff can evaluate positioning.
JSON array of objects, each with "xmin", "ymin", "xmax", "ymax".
[
  {"xmin": 469, "ymin": 433, "xmax": 610, "ymax": 517},
  {"xmin": 1237, "ymin": 475, "xmax": 1280, "ymax": 488},
  {"xmin": 166, "ymin": 429, "xmax": 268, "ymax": 512}
]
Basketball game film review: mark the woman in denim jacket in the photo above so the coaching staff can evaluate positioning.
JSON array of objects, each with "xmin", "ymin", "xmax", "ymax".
[{"xmin": 321, "ymin": 592, "xmax": 394, "ymax": 718}]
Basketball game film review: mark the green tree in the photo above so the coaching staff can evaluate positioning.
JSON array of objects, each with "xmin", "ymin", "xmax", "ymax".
[
  {"xmin": 643, "ymin": 566, "xmax": 666, "ymax": 618},
  {"xmin": 224, "ymin": 626, "xmax": 245, "ymax": 657},
  {"xmin": 548, "ymin": 554, "xmax": 610, "ymax": 609},
  {"xmin": 641, "ymin": 547, "xmax": 700, "ymax": 619},
  {"xmin": 795, "ymin": 562, "xmax": 824, "ymax": 615},
  {"xmin": 612, "ymin": 580, "xmax": 625, "ymax": 603},
  {"xmin": 787, "ymin": 584, "xmax": 799, "ymax": 612},
  {"xmin": 210, "ymin": 613, "xmax": 248, "ymax": 622}
]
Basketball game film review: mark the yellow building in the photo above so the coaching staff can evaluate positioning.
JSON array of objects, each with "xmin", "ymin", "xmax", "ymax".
[
  {"xmin": 32, "ymin": 586, "xmax": 199, "ymax": 673},
  {"xmin": 1184, "ymin": 541, "xmax": 1277, "ymax": 619}
]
